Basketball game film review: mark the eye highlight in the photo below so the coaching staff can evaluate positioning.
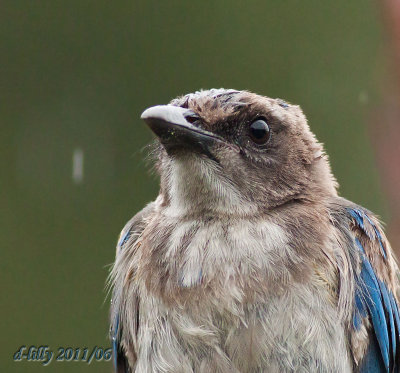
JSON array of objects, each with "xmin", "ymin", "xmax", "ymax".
[{"xmin": 249, "ymin": 118, "xmax": 270, "ymax": 145}]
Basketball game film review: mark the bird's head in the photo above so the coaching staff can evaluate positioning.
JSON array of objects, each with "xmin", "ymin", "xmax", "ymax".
[{"xmin": 141, "ymin": 89, "xmax": 337, "ymax": 217}]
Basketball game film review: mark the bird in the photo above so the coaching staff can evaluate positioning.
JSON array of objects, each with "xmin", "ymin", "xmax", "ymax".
[{"xmin": 109, "ymin": 89, "xmax": 400, "ymax": 373}]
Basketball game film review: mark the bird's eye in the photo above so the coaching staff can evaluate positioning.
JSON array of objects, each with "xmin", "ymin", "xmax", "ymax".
[{"xmin": 249, "ymin": 118, "xmax": 270, "ymax": 145}]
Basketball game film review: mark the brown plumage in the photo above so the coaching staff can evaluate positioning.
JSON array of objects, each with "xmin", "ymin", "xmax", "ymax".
[{"xmin": 110, "ymin": 89, "xmax": 400, "ymax": 373}]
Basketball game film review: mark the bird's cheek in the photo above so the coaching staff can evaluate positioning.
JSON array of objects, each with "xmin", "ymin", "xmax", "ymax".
[{"xmin": 212, "ymin": 143, "xmax": 241, "ymax": 163}]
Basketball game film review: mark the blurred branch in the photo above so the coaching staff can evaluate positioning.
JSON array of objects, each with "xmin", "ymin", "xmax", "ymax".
[
  {"xmin": 371, "ymin": 0, "xmax": 400, "ymax": 254},
  {"xmin": 381, "ymin": 0, "xmax": 400, "ymax": 83}
]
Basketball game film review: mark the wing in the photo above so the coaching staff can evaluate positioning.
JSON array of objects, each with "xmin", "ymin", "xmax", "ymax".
[
  {"xmin": 110, "ymin": 202, "xmax": 155, "ymax": 373},
  {"xmin": 346, "ymin": 206, "xmax": 400, "ymax": 373},
  {"xmin": 111, "ymin": 226, "xmax": 133, "ymax": 373}
]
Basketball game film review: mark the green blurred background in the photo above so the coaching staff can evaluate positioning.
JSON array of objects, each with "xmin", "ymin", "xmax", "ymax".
[{"xmin": 1, "ymin": 1, "xmax": 389, "ymax": 372}]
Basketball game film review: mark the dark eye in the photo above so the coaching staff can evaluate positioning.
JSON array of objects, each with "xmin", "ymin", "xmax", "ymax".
[{"xmin": 249, "ymin": 118, "xmax": 270, "ymax": 145}]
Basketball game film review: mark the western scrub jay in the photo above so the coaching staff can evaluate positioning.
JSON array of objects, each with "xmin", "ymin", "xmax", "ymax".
[{"xmin": 110, "ymin": 89, "xmax": 400, "ymax": 372}]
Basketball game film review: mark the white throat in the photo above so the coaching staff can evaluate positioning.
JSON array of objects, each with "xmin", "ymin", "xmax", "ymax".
[{"xmin": 164, "ymin": 156, "xmax": 257, "ymax": 217}]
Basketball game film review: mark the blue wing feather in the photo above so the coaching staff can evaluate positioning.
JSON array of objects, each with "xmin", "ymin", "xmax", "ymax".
[
  {"xmin": 358, "ymin": 256, "xmax": 390, "ymax": 370},
  {"xmin": 117, "ymin": 229, "xmax": 131, "ymax": 251},
  {"xmin": 390, "ymin": 292, "xmax": 400, "ymax": 338},
  {"xmin": 360, "ymin": 335, "xmax": 386, "ymax": 373},
  {"xmin": 112, "ymin": 314, "xmax": 120, "ymax": 370},
  {"xmin": 378, "ymin": 279, "xmax": 397, "ymax": 360},
  {"xmin": 112, "ymin": 229, "xmax": 132, "ymax": 373},
  {"xmin": 347, "ymin": 208, "xmax": 400, "ymax": 373}
]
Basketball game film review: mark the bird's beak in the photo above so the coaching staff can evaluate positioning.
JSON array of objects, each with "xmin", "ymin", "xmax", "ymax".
[{"xmin": 141, "ymin": 105, "xmax": 226, "ymax": 158}]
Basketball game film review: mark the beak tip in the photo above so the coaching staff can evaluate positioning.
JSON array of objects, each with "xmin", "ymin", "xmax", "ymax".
[
  {"xmin": 140, "ymin": 105, "xmax": 189, "ymax": 127},
  {"xmin": 140, "ymin": 107, "xmax": 155, "ymax": 121}
]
